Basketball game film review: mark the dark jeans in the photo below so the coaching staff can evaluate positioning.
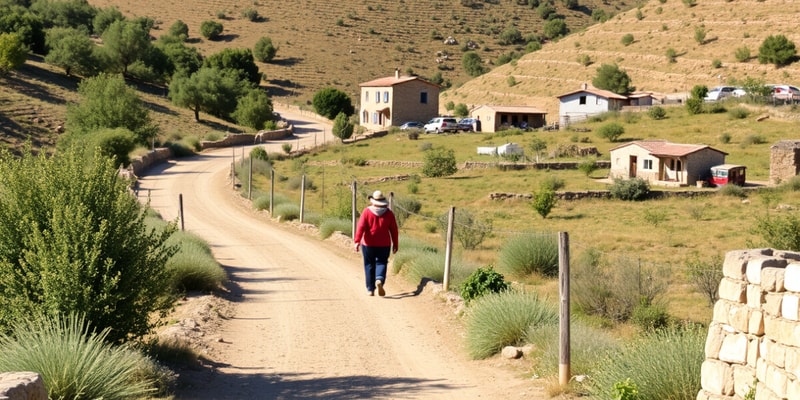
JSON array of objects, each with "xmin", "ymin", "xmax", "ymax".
[{"xmin": 361, "ymin": 245, "xmax": 390, "ymax": 291}]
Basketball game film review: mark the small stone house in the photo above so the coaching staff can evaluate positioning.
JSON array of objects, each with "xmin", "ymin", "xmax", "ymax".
[
  {"xmin": 470, "ymin": 105, "xmax": 547, "ymax": 133},
  {"xmin": 358, "ymin": 69, "xmax": 440, "ymax": 131},
  {"xmin": 770, "ymin": 140, "xmax": 800, "ymax": 184},
  {"xmin": 557, "ymin": 83, "xmax": 628, "ymax": 127},
  {"xmin": 609, "ymin": 140, "xmax": 727, "ymax": 187}
]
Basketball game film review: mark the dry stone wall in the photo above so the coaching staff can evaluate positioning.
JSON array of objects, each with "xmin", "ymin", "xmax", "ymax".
[{"xmin": 699, "ymin": 248, "xmax": 800, "ymax": 400}]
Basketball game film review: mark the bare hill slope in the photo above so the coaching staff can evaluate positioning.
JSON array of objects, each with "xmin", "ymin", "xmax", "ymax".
[
  {"xmin": 86, "ymin": 0, "xmax": 623, "ymax": 104},
  {"xmin": 448, "ymin": 0, "xmax": 800, "ymax": 117}
]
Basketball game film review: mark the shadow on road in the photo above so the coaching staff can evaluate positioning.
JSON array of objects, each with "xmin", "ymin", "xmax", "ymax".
[{"xmin": 175, "ymin": 370, "xmax": 467, "ymax": 399}]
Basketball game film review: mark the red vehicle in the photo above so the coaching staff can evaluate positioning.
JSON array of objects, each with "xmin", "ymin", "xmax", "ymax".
[{"xmin": 709, "ymin": 164, "xmax": 746, "ymax": 187}]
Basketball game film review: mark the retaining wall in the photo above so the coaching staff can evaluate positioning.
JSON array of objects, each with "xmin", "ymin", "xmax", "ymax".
[
  {"xmin": 698, "ymin": 248, "xmax": 800, "ymax": 400},
  {"xmin": 199, "ymin": 125, "xmax": 292, "ymax": 150}
]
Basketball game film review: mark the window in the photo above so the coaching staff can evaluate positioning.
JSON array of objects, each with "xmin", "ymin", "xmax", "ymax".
[
  {"xmin": 579, "ymin": 95, "xmax": 586, "ymax": 105},
  {"xmin": 372, "ymin": 112, "xmax": 378, "ymax": 124},
  {"xmin": 643, "ymin": 159, "xmax": 653, "ymax": 170},
  {"xmin": 383, "ymin": 91, "xmax": 389, "ymax": 103},
  {"xmin": 375, "ymin": 92, "xmax": 380, "ymax": 103},
  {"xmin": 420, "ymin": 92, "xmax": 428, "ymax": 104},
  {"xmin": 365, "ymin": 91, "xmax": 369, "ymax": 102}
]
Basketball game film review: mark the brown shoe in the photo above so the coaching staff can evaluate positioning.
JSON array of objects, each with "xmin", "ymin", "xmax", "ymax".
[{"xmin": 376, "ymin": 280, "xmax": 385, "ymax": 297}]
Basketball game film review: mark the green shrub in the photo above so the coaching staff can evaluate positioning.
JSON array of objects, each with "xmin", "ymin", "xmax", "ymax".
[
  {"xmin": 436, "ymin": 208, "xmax": 492, "ymax": 250},
  {"xmin": 250, "ymin": 146, "xmax": 268, "ymax": 161},
  {"xmin": 241, "ymin": 7, "xmax": 259, "ymax": 21},
  {"xmin": 204, "ymin": 131, "xmax": 222, "ymax": 141},
  {"xmin": 540, "ymin": 175, "xmax": 565, "ymax": 191},
  {"xmin": 630, "ymin": 300, "xmax": 671, "ymax": 331},
  {"xmin": 422, "ymin": 146, "xmax": 457, "ymax": 177},
  {"xmin": 686, "ymin": 253, "xmax": 724, "ymax": 306},
  {"xmin": 525, "ymin": 320, "xmax": 621, "ymax": 378},
  {"xmin": 586, "ymin": 326, "xmax": 704, "ymax": 399},
  {"xmin": 459, "ymin": 266, "xmax": 510, "ymax": 304},
  {"xmin": 0, "ymin": 149, "xmax": 176, "ymax": 343},
  {"xmin": 753, "ymin": 212, "xmax": 800, "ymax": 251},
  {"xmin": 465, "ymin": 289, "xmax": 558, "ymax": 359},
  {"xmin": 712, "ymin": 58, "xmax": 722, "ymax": 68},
  {"xmin": 741, "ymin": 134, "xmax": 766, "ymax": 146},
  {"xmin": 578, "ymin": 159, "xmax": 599, "ymax": 176},
  {"xmin": 783, "ymin": 175, "xmax": 800, "ymax": 191},
  {"xmin": 286, "ymin": 175, "xmax": 315, "ymax": 190},
  {"xmin": 274, "ymin": 203, "xmax": 300, "ymax": 221},
  {"xmin": 498, "ymin": 232, "xmax": 559, "ymax": 277},
  {"xmin": 620, "ymin": 33, "xmax": 634, "ymax": 46},
  {"xmin": 531, "ymin": 189, "xmax": 557, "ymax": 219},
  {"xmin": 719, "ymin": 132, "xmax": 732, "ymax": 144},
  {"xmin": 199, "ymin": 20, "xmax": 223, "ymax": 40},
  {"xmin": 685, "ymin": 98, "xmax": 704, "ymax": 115},
  {"xmin": 393, "ymin": 245, "xmax": 472, "ymax": 287},
  {"xmin": 393, "ymin": 196, "xmax": 422, "ymax": 227},
  {"xmin": 610, "ymin": 177, "xmax": 650, "ymax": 201},
  {"xmin": 597, "ymin": 122, "xmax": 624, "ymax": 142},
  {"xmin": 572, "ymin": 251, "xmax": 669, "ymax": 322},
  {"xmin": 735, "ymin": 46, "xmax": 751, "ymax": 62},
  {"xmin": 0, "ymin": 314, "xmax": 158, "ymax": 399},
  {"xmin": 647, "ymin": 105, "xmax": 667, "ymax": 120},
  {"xmin": 319, "ymin": 217, "xmax": 351, "ymax": 239},
  {"xmin": 164, "ymin": 231, "xmax": 226, "ymax": 292},
  {"xmin": 718, "ymin": 183, "xmax": 746, "ymax": 198}
]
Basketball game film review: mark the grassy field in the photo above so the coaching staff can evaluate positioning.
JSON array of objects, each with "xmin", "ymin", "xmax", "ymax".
[{"xmin": 259, "ymin": 100, "xmax": 800, "ymax": 324}]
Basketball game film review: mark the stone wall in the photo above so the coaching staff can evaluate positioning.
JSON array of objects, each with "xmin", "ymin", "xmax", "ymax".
[
  {"xmin": 770, "ymin": 140, "xmax": 800, "ymax": 185},
  {"xmin": 130, "ymin": 148, "xmax": 173, "ymax": 177},
  {"xmin": 698, "ymin": 248, "xmax": 800, "ymax": 400},
  {"xmin": 199, "ymin": 125, "xmax": 293, "ymax": 150},
  {"xmin": 0, "ymin": 372, "xmax": 47, "ymax": 400}
]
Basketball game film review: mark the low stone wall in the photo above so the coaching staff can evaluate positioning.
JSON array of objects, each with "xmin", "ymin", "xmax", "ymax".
[
  {"xmin": 489, "ymin": 189, "xmax": 715, "ymax": 201},
  {"xmin": 130, "ymin": 148, "xmax": 173, "ymax": 177},
  {"xmin": 199, "ymin": 125, "xmax": 293, "ymax": 150},
  {"xmin": 0, "ymin": 372, "xmax": 47, "ymax": 400},
  {"xmin": 698, "ymin": 248, "xmax": 800, "ymax": 400},
  {"xmin": 463, "ymin": 161, "xmax": 611, "ymax": 170}
]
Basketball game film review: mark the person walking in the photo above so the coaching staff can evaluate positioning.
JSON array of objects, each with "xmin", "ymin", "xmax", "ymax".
[{"xmin": 354, "ymin": 190, "xmax": 399, "ymax": 297}]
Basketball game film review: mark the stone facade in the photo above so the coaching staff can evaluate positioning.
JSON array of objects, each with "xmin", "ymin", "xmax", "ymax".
[
  {"xmin": 770, "ymin": 140, "xmax": 800, "ymax": 185},
  {"xmin": 698, "ymin": 248, "xmax": 800, "ymax": 400}
]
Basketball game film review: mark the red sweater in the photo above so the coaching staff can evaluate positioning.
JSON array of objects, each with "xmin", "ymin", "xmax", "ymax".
[{"xmin": 354, "ymin": 206, "xmax": 399, "ymax": 249}]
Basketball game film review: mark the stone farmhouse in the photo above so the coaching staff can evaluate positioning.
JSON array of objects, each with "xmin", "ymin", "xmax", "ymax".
[
  {"xmin": 469, "ymin": 105, "xmax": 547, "ymax": 132},
  {"xmin": 609, "ymin": 140, "xmax": 727, "ymax": 187},
  {"xmin": 358, "ymin": 69, "xmax": 440, "ymax": 131}
]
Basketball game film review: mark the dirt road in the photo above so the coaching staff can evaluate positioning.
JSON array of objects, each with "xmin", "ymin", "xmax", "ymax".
[{"xmin": 138, "ymin": 109, "xmax": 546, "ymax": 399}]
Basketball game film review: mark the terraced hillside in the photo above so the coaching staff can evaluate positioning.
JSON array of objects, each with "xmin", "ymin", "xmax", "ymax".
[
  {"xmin": 87, "ymin": 0, "xmax": 625, "ymax": 104},
  {"xmin": 448, "ymin": 0, "xmax": 800, "ymax": 117}
]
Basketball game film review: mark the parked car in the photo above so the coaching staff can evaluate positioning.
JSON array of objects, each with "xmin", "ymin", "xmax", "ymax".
[
  {"xmin": 457, "ymin": 118, "xmax": 477, "ymax": 132},
  {"xmin": 423, "ymin": 117, "xmax": 458, "ymax": 133},
  {"xmin": 399, "ymin": 121, "xmax": 424, "ymax": 130},
  {"xmin": 704, "ymin": 86, "xmax": 740, "ymax": 102},
  {"xmin": 768, "ymin": 84, "xmax": 800, "ymax": 102}
]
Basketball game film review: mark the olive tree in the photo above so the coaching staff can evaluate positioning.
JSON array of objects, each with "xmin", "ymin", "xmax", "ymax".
[
  {"xmin": 0, "ymin": 32, "xmax": 27, "ymax": 75},
  {"xmin": 758, "ymin": 34, "xmax": 796, "ymax": 67},
  {"xmin": 312, "ymin": 87, "xmax": 354, "ymax": 119},
  {"xmin": 332, "ymin": 112, "xmax": 354, "ymax": 142},
  {"xmin": 592, "ymin": 63, "xmax": 634, "ymax": 95}
]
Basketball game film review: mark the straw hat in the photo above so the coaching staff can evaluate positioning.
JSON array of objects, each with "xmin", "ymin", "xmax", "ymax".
[{"xmin": 368, "ymin": 190, "xmax": 388, "ymax": 206}]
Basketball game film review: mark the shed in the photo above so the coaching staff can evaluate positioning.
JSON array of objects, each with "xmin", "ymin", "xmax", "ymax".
[
  {"xmin": 470, "ymin": 105, "xmax": 547, "ymax": 133},
  {"xmin": 609, "ymin": 140, "xmax": 727, "ymax": 187}
]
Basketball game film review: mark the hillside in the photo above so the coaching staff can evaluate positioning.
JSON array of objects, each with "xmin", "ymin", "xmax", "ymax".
[
  {"xmin": 450, "ymin": 0, "xmax": 800, "ymax": 116},
  {"xmin": 85, "ymin": 0, "xmax": 625, "ymax": 104}
]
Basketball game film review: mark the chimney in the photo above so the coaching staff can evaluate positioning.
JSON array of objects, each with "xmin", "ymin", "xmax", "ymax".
[
  {"xmin": 395, "ymin": 68, "xmax": 400, "ymax": 79},
  {"xmin": 581, "ymin": 82, "xmax": 588, "ymax": 90}
]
